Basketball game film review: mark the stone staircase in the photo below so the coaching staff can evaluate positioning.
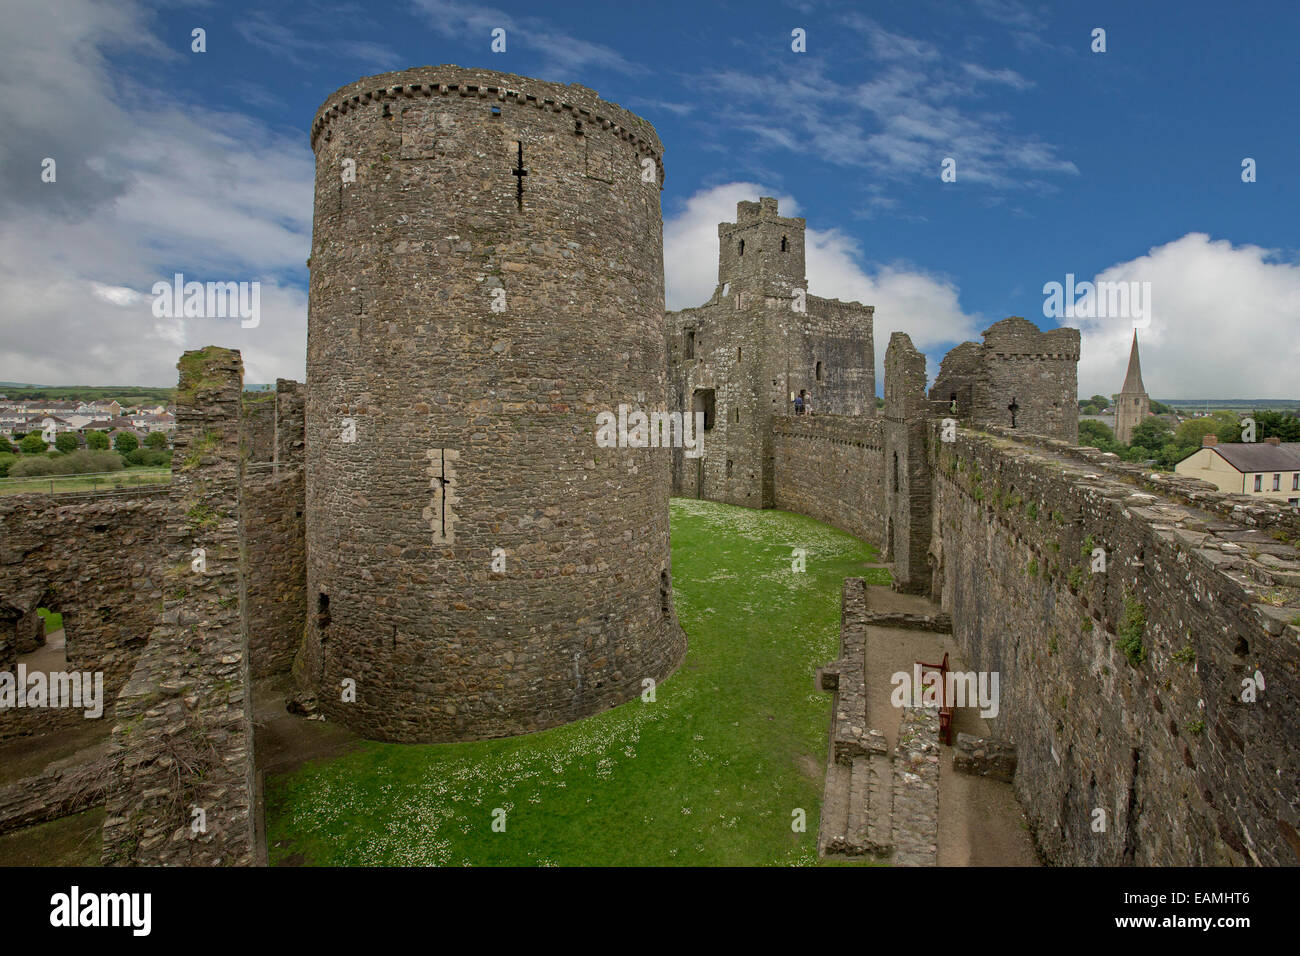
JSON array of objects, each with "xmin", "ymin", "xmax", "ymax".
[{"xmin": 816, "ymin": 578, "xmax": 940, "ymax": 864}]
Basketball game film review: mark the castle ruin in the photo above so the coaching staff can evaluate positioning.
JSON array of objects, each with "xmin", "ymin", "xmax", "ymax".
[
  {"xmin": 299, "ymin": 66, "xmax": 683, "ymax": 741},
  {"xmin": 929, "ymin": 315, "xmax": 1080, "ymax": 442},
  {"xmin": 1, "ymin": 66, "xmax": 1296, "ymax": 869},
  {"xmin": 668, "ymin": 198, "xmax": 874, "ymax": 506}
]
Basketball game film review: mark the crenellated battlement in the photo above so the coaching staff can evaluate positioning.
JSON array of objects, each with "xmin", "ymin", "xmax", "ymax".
[
  {"xmin": 931, "ymin": 316, "xmax": 1080, "ymax": 442},
  {"xmin": 309, "ymin": 66, "xmax": 663, "ymax": 173}
]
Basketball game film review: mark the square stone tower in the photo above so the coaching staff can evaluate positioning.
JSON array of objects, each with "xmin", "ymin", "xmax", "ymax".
[
  {"xmin": 668, "ymin": 198, "xmax": 875, "ymax": 507},
  {"xmin": 718, "ymin": 197, "xmax": 806, "ymax": 294}
]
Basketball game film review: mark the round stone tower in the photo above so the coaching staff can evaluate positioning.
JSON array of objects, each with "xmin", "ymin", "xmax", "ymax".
[{"xmin": 301, "ymin": 66, "xmax": 685, "ymax": 742}]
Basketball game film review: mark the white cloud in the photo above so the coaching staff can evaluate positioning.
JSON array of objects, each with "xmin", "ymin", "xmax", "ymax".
[
  {"xmin": 1074, "ymin": 234, "xmax": 1300, "ymax": 400},
  {"xmin": 411, "ymin": 0, "xmax": 646, "ymax": 79},
  {"xmin": 697, "ymin": 17, "xmax": 1077, "ymax": 192},
  {"xmin": 664, "ymin": 182, "xmax": 768, "ymax": 311},
  {"xmin": 0, "ymin": 0, "xmax": 310, "ymax": 387},
  {"xmin": 664, "ymin": 183, "xmax": 983, "ymax": 390},
  {"xmin": 91, "ymin": 283, "xmax": 144, "ymax": 307},
  {"xmin": 234, "ymin": 11, "xmax": 401, "ymax": 72}
]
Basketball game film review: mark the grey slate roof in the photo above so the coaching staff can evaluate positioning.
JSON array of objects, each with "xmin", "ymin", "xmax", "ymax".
[{"xmin": 1212, "ymin": 443, "xmax": 1300, "ymax": 473}]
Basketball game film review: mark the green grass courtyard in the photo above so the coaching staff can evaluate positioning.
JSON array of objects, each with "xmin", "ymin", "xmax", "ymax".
[{"xmin": 266, "ymin": 498, "xmax": 888, "ymax": 866}]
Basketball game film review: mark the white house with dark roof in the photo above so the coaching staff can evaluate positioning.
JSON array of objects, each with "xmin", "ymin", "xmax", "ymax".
[{"xmin": 1176, "ymin": 435, "xmax": 1300, "ymax": 505}]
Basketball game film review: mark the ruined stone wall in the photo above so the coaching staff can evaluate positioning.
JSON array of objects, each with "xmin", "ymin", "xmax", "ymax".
[
  {"xmin": 303, "ymin": 67, "xmax": 683, "ymax": 742},
  {"xmin": 882, "ymin": 334, "xmax": 932, "ymax": 592},
  {"xmin": 976, "ymin": 318, "xmax": 1080, "ymax": 442},
  {"xmin": 240, "ymin": 380, "xmax": 306, "ymax": 680},
  {"xmin": 929, "ymin": 318, "xmax": 1079, "ymax": 443},
  {"xmin": 771, "ymin": 415, "xmax": 885, "ymax": 548},
  {"xmin": 931, "ymin": 425, "xmax": 1300, "ymax": 866},
  {"xmin": 785, "ymin": 296, "xmax": 875, "ymax": 418},
  {"xmin": 0, "ymin": 488, "xmax": 169, "ymax": 740},
  {"xmin": 103, "ymin": 347, "xmax": 255, "ymax": 866},
  {"xmin": 929, "ymin": 341, "xmax": 979, "ymax": 419},
  {"xmin": 242, "ymin": 393, "xmax": 276, "ymax": 463},
  {"xmin": 240, "ymin": 468, "xmax": 305, "ymax": 680},
  {"xmin": 274, "ymin": 378, "xmax": 305, "ymax": 467},
  {"xmin": 668, "ymin": 300, "xmax": 768, "ymax": 506}
]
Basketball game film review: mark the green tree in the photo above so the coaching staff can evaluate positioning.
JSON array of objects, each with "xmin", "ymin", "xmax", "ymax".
[
  {"xmin": 0, "ymin": 435, "xmax": 14, "ymax": 455},
  {"xmin": 113, "ymin": 431, "xmax": 139, "ymax": 453},
  {"xmin": 8, "ymin": 449, "xmax": 123, "ymax": 478},
  {"xmin": 19, "ymin": 432, "xmax": 47, "ymax": 455},
  {"xmin": 144, "ymin": 430, "xmax": 169, "ymax": 450},
  {"xmin": 0, "ymin": 452, "xmax": 16, "ymax": 477},
  {"xmin": 1078, "ymin": 419, "xmax": 1119, "ymax": 452},
  {"xmin": 1128, "ymin": 418, "xmax": 1174, "ymax": 451},
  {"xmin": 1089, "ymin": 394, "xmax": 1111, "ymax": 410},
  {"xmin": 1252, "ymin": 409, "xmax": 1300, "ymax": 442},
  {"xmin": 1158, "ymin": 442, "xmax": 1194, "ymax": 469},
  {"xmin": 85, "ymin": 430, "xmax": 110, "ymax": 451},
  {"xmin": 7, "ymin": 454, "xmax": 55, "ymax": 476},
  {"xmin": 1196, "ymin": 413, "xmax": 1237, "ymax": 440},
  {"xmin": 55, "ymin": 431, "xmax": 79, "ymax": 454},
  {"xmin": 1175, "ymin": 417, "xmax": 1217, "ymax": 446}
]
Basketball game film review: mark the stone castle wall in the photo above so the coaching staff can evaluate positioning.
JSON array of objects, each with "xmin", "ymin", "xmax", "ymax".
[
  {"xmin": 302, "ymin": 66, "xmax": 684, "ymax": 742},
  {"xmin": 668, "ymin": 300, "xmax": 770, "ymax": 507},
  {"xmin": 882, "ymin": 333, "xmax": 932, "ymax": 592},
  {"xmin": 794, "ymin": 296, "xmax": 875, "ymax": 418},
  {"xmin": 240, "ymin": 381, "xmax": 306, "ymax": 680},
  {"xmin": 931, "ymin": 425, "xmax": 1300, "ymax": 865},
  {"xmin": 102, "ymin": 347, "xmax": 256, "ymax": 866},
  {"xmin": 771, "ymin": 415, "xmax": 885, "ymax": 548},
  {"xmin": 240, "ymin": 472, "xmax": 304, "ymax": 680},
  {"xmin": 242, "ymin": 393, "xmax": 276, "ymax": 463},
  {"xmin": 0, "ymin": 487, "xmax": 169, "ymax": 740},
  {"xmin": 930, "ymin": 318, "xmax": 1080, "ymax": 443}
]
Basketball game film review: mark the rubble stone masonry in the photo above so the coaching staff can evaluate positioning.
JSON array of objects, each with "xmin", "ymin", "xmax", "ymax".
[
  {"xmin": 0, "ymin": 487, "xmax": 168, "ymax": 740},
  {"xmin": 771, "ymin": 415, "xmax": 885, "ymax": 548},
  {"xmin": 301, "ymin": 66, "xmax": 684, "ymax": 741},
  {"xmin": 240, "ymin": 380, "xmax": 306, "ymax": 680},
  {"xmin": 931, "ymin": 425, "xmax": 1300, "ymax": 865},
  {"xmin": 102, "ymin": 347, "xmax": 255, "ymax": 866}
]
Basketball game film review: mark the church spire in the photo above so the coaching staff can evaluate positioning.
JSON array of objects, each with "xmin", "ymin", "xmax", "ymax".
[
  {"xmin": 1120, "ymin": 329, "xmax": 1146, "ymax": 395},
  {"xmin": 1114, "ymin": 330, "xmax": 1151, "ymax": 446}
]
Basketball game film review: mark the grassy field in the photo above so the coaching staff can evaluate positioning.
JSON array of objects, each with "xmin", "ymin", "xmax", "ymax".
[
  {"xmin": 266, "ymin": 499, "xmax": 888, "ymax": 866},
  {"xmin": 0, "ymin": 467, "xmax": 170, "ymax": 496},
  {"xmin": 0, "ymin": 807, "xmax": 103, "ymax": 866},
  {"xmin": 0, "ymin": 385, "xmax": 174, "ymax": 406},
  {"xmin": 36, "ymin": 608, "xmax": 62, "ymax": 631}
]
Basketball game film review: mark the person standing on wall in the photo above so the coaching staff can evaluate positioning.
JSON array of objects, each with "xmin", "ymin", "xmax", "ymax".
[{"xmin": 794, "ymin": 391, "xmax": 805, "ymax": 416}]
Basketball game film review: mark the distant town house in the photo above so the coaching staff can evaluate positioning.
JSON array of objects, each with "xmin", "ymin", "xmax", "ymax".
[
  {"xmin": 1175, "ymin": 435, "xmax": 1300, "ymax": 506},
  {"xmin": 143, "ymin": 412, "xmax": 176, "ymax": 434},
  {"xmin": 105, "ymin": 426, "xmax": 148, "ymax": 446},
  {"xmin": 22, "ymin": 414, "xmax": 76, "ymax": 437}
]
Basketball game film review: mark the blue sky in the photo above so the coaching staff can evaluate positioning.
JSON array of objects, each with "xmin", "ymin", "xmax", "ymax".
[{"xmin": 1, "ymin": 0, "xmax": 1296, "ymax": 397}]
